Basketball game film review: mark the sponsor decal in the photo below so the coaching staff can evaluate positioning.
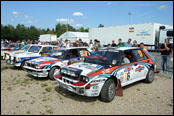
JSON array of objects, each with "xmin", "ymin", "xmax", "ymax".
[
  {"xmin": 136, "ymin": 30, "xmax": 151, "ymax": 36},
  {"xmin": 135, "ymin": 65, "xmax": 145, "ymax": 72},
  {"xmin": 91, "ymin": 79, "xmax": 106, "ymax": 83},
  {"xmin": 124, "ymin": 67, "xmax": 133, "ymax": 72},
  {"xmin": 129, "ymin": 27, "xmax": 134, "ymax": 33}
]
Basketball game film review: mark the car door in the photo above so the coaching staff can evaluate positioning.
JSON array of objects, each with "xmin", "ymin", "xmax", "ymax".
[
  {"xmin": 118, "ymin": 50, "xmax": 136, "ymax": 86},
  {"xmin": 132, "ymin": 49, "xmax": 149, "ymax": 80}
]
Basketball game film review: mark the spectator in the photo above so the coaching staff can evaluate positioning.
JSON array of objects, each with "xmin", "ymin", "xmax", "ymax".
[
  {"xmin": 111, "ymin": 40, "xmax": 117, "ymax": 47},
  {"xmin": 93, "ymin": 39, "xmax": 99, "ymax": 51},
  {"xmin": 79, "ymin": 38, "xmax": 84, "ymax": 46},
  {"xmin": 117, "ymin": 38, "xmax": 125, "ymax": 47},
  {"xmin": 140, "ymin": 43, "xmax": 148, "ymax": 51},
  {"xmin": 63, "ymin": 39, "xmax": 70, "ymax": 48},
  {"xmin": 21, "ymin": 40, "xmax": 25, "ymax": 46},
  {"xmin": 1, "ymin": 39, "xmax": 4, "ymax": 44},
  {"xmin": 160, "ymin": 38, "xmax": 172, "ymax": 74},
  {"xmin": 107, "ymin": 44, "xmax": 111, "ymax": 48},
  {"xmin": 97, "ymin": 40, "xmax": 101, "ymax": 48},
  {"xmin": 59, "ymin": 39, "xmax": 64, "ymax": 47},
  {"xmin": 89, "ymin": 40, "xmax": 93, "ymax": 50},
  {"xmin": 125, "ymin": 38, "xmax": 133, "ymax": 47},
  {"xmin": 132, "ymin": 40, "xmax": 138, "ymax": 47},
  {"xmin": 83, "ymin": 42, "xmax": 88, "ymax": 47}
]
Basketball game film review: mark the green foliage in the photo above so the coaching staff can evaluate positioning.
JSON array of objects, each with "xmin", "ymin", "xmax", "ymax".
[
  {"xmin": 1, "ymin": 23, "xmax": 89, "ymax": 42},
  {"xmin": 98, "ymin": 24, "xmax": 104, "ymax": 28}
]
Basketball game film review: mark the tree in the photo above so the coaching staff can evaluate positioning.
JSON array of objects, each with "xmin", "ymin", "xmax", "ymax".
[{"xmin": 98, "ymin": 24, "xmax": 104, "ymax": 28}]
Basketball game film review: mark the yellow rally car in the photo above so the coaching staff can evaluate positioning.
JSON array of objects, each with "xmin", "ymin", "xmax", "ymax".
[{"xmin": 3, "ymin": 45, "xmax": 31, "ymax": 60}]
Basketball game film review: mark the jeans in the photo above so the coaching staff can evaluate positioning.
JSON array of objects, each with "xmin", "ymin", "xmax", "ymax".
[{"xmin": 161, "ymin": 55, "xmax": 170, "ymax": 72}]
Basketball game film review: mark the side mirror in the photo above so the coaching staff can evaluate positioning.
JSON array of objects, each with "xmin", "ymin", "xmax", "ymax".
[{"xmin": 112, "ymin": 60, "xmax": 117, "ymax": 65}]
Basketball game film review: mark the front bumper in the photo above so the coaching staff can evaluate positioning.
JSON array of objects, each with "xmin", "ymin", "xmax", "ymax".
[
  {"xmin": 55, "ymin": 76, "xmax": 100, "ymax": 97},
  {"xmin": 24, "ymin": 66, "xmax": 49, "ymax": 77}
]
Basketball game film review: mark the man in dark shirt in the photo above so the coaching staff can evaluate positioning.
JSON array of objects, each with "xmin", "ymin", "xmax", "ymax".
[
  {"xmin": 160, "ymin": 38, "xmax": 172, "ymax": 74},
  {"xmin": 111, "ymin": 40, "xmax": 117, "ymax": 47}
]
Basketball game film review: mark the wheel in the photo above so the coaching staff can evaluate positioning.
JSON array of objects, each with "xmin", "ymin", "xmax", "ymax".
[
  {"xmin": 21, "ymin": 61, "xmax": 26, "ymax": 70},
  {"xmin": 100, "ymin": 79, "xmax": 116, "ymax": 102},
  {"xmin": 49, "ymin": 67, "xmax": 60, "ymax": 80},
  {"xmin": 144, "ymin": 68, "xmax": 154, "ymax": 83}
]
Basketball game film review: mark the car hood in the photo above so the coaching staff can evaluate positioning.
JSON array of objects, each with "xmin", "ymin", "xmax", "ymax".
[
  {"xmin": 64, "ymin": 62, "xmax": 104, "ymax": 76},
  {"xmin": 28, "ymin": 56, "xmax": 61, "ymax": 64},
  {"xmin": 13, "ymin": 52, "xmax": 39, "ymax": 58},
  {"xmin": 5, "ymin": 50, "xmax": 24, "ymax": 55}
]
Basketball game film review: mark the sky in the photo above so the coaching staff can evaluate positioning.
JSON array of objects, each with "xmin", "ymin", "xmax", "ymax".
[{"xmin": 1, "ymin": 1, "xmax": 173, "ymax": 29}]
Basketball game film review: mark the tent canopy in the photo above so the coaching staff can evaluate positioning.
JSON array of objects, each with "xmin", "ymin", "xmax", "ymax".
[{"xmin": 58, "ymin": 31, "xmax": 89, "ymax": 43}]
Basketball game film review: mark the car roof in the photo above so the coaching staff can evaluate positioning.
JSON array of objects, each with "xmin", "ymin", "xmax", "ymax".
[
  {"xmin": 98, "ymin": 47, "xmax": 141, "ymax": 52},
  {"xmin": 116, "ymin": 47, "xmax": 141, "ymax": 51},
  {"xmin": 58, "ymin": 47, "xmax": 88, "ymax": 50}
]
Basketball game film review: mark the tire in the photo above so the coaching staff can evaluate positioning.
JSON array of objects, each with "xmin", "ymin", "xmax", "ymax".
[
  {"xmin": 49, "ymin": 67, "xmax": 60, "ymax": 80},
  {"xmin": 21, "ymin": 61, "xmax": 26, "ymax": 70},
  {"xmin": 100, "ymin": 79, "xmax": 116, "ymax": 102},
  {"xmin": 144, "ymin": 68, "xmax": 154, "ymax": 83}
]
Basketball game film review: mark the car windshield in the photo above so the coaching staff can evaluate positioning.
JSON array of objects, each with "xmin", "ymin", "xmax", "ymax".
[
  {"xmin": 85, "ymin": 50, "xmax": 122, "ymax": 66},
  {"xmin": 48, "ymin": 50, "xmax": 66, "ymax": 59},
  {"xmin": 28, "ymin": 46, "xmax": 42, "ymax": 53},
  {"xmin": 21, "ymin": 45, "xmax": 30, "ymax": 50}
]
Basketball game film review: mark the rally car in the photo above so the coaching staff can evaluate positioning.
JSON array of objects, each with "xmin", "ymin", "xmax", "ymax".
[
  {"xmin": 4, "ymin": 44, "xmax": 31, "ymax": 60},
  {"xmin": 1, "ymin": 43, "xmax": 23, "ymax": 59},
  {"xmin": 8, "ymin": 45, "xmax": 58, "ymax": 69},
  {"xmin": 54, "ymin": 47, "xmax": 157, "ymax": 102},
  {"xmin": 23, "ymin": 47, "xmax": 91, "ymax": 80}
]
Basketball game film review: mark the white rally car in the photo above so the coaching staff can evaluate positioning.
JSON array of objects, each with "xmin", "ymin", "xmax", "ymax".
[
  {"xmin": 23, "ymin": 47, "xmax": 91, "ymax": 80},
  {"xmin": 8, "ymin": 45, "xmax": 58, "ymax": 69},
  {"xmin": 54, "ymin": 47, "xmax": 158, "ymax": 102}
]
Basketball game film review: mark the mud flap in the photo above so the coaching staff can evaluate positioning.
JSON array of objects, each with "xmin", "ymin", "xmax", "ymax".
[
  {"xmin": 155, "ymin": 69, "xmax": 159, "ymax": 73},
  {"xmin": 115, "ymin": 79, "xmax": 123, "ymax": 96}
]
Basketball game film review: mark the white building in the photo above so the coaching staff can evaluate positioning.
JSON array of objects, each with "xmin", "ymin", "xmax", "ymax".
[{"xmin": 58, "ymin": 31, "xmax": 89, "ymax": 43}]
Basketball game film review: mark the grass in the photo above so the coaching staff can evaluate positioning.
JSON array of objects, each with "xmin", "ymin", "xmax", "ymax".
[
  {"xmin": 26, "ymin": 111, "xmax": 30, "ymax": 114},
  {"xmin": 45, "ymin": 87, "xmax": 52, "ymax": 92},
  {"xmin": 41, "ymin": 83, "xmax": 48, "ymax": 87},
  {"xmin": 30, "ymin": 100, "xmax": 35, "ymax": 104},
  {"xmin": 7, "ymin": 87, "xmax": 12, "ymax": 91},
  {"xmin": 42, "ymin": 92, "xmax": 46, "ymax": 94},
  {"xmin": 42, "ymin": 98, "xmax": 47, "ymax": 102},
  {"xmin": 46, "ymin": 109, "xmax": 53, "ymax": 114},
  {"xmin": 25, "ymin": 92, "xmax": 30, "ymax": 95}
]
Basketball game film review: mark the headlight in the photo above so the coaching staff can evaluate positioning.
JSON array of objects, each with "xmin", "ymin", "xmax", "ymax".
[
  {"xmin": 70, "ymin": 72, "xmax": 77, "ymax": 77},
  {"xmin": 35, "ymin": 64, "xmax": 40, "ymax": 69},
  {"xmin": 61, "ymin": 69, "xmax": 66, "ymax": 74},
  {"xmin": 82, "ymin": 76, "xmax": 89, "ymax": 83},
  {"xmin": 67, "ymin": 70, "xmax": 71, "ymax": 75}
]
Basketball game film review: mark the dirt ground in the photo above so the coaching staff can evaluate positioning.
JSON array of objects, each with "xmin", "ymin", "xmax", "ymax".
[{"xmin": 1, "ymin": 58, "xmax": 173, "ymax": 115}]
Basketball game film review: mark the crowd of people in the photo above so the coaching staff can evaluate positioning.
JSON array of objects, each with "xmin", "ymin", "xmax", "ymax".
[{"xmin": 1, "ymin": 37, "xmax": 173, "ymax": 74}]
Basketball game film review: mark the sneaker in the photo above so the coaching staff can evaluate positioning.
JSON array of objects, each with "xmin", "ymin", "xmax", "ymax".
[
  {"xmin": 160, "ymin": 71, "xmax": 164, "ymax": 73},
  {"xmin": 166, "ymin": 72, "xmax": 169, "ymax": 74}
]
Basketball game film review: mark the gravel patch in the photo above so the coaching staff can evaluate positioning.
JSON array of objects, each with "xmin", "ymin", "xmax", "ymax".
[{"xmin": 1, "ymin": 58, "xmax": 173, "ymax": 115}]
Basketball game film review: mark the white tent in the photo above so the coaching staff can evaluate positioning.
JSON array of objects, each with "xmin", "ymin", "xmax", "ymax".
[{"xmin": 58, "ymin": 31, "xmax": 89, "ymax": 43}]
